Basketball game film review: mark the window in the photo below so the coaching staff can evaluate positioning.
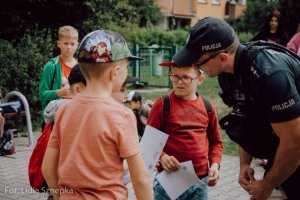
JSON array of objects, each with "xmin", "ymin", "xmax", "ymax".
[
  {"xmin": 237, "ymin": 0, "xmax": 246, "ymax": 5},
  {"xmin": 198, "ymin": 0, "xmax": 207, "ymax": 3},
  {"xmin": 212, "ymin": 0, "xmax": 221, "ymax": 4}
]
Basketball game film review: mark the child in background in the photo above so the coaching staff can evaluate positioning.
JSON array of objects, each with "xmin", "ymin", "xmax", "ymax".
[
  {"xmin": 112, "ymin": 76, "xmax": 139, "ymax": 104},
  {"xmin": 44, "ymin": 64, "xmax": 86, "ymax": 124},
  {"xmin": 42, "ymin": 29, "xmax": 152, "ymax": 200},
  {"xmin": 147, "ymin": 62, "xmax": 223, "ymax": 200},
  {"xmin": 251, "ymin": 10, "xmax": 289, "ymax": 45},
  {"xmin": 126, "ymin": 90, "xmax": 152, "ymax": 138},
  {"xmin": 287, "ymin": 23, "xmax": 300, "ymax": 55},
  {"xmin": 38, "ymin": 26, "xmax": 79, "ymax": 111}
]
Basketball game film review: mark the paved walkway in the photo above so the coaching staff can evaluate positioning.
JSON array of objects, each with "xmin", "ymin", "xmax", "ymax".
[{"xmin": 0, "ymin": 133, "xmax": 265, "ymax": 200}]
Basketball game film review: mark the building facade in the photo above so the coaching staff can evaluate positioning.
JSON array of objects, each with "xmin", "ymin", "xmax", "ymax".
[{"xmin": 156, "ymin": 0, "xmax": 246, "ymax": 29}]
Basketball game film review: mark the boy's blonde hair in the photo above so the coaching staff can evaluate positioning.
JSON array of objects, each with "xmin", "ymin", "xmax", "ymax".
[
  {"xmin": 80, "ymin": 59, "xmax": 127, "ymax": 81},
  {"xmin": 58, "ymin": 26, "xmax": 78, "ymax": 39}
]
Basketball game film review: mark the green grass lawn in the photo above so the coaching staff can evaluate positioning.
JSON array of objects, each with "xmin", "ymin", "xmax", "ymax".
[{"xmin": 138, "ymin": 76, "xmax": 239, "ymax": 156}]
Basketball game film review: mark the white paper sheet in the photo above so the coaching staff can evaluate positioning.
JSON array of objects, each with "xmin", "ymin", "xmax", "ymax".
[
  {"xmin": 156, "ymin": 160, "xmax": 203, "ymax": 200},
  {"xmin": 139, "ymin": 125, "xmax": 169, "ymax": 174}
]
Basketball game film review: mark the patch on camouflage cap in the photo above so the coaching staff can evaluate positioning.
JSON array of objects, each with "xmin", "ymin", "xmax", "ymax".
[{"xmin": 78, "ymin": 29, "xmax": 142, "ymax": 63}]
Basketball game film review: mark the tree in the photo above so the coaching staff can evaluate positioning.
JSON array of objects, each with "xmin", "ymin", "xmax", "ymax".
[
  {"xmin": 0, "ymin": 0, "xmax": 91, "ymax": 41},
  {"xmin": 81, "ymin": 0, "xmax": 162, "ymax": 35},
  {"xmin": 237, "ymin": 0, "xmax": 279, "ymax": 34},
  {"xmin": 0, "ymin": 0, "xmax": 163, "ymax": 41}
]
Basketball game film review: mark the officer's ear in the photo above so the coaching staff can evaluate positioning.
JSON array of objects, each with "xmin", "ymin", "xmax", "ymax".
[{"xmin": 219, "ymin": 52, "xmax": 229, "ymax": 64}]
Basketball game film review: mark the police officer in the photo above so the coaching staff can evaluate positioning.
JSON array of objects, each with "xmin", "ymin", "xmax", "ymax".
[{"xmin": 171, "ymin": 17, "xmax": 300, "ymax": 200}]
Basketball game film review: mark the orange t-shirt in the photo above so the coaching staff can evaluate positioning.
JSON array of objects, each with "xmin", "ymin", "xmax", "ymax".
[
  {"xmin": 48, "ymin": 96, "xmax": 140, "ymax": 200},
  {"xmin": 59, "ymin": 57, "xmax": 73, "ymax": 88}
]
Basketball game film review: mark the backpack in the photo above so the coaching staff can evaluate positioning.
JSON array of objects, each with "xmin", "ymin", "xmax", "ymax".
[
  {"xmin": 218, "ymin": 40, "xmax": 300, "ymax": 158},
  {"xmin": 161, "ymin": 94, "xmax": 212, "ymax": 123},
  {"xmin": 0, "ymin": 129, "xmax": 15, "ymax": 156},
  {"xmin": 28, "ymin": 123, "xmax": 53, "ymax": 192}
]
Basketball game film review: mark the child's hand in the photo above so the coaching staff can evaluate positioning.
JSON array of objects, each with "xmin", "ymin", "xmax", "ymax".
[
  {"xmin": 56, "ymin": 88, "xmax": 72, "ymax": 98},
  {"xmin": 0, "ymin": 112, "xmax": 3, "ymax": 127},
  {"xmin": 207, "ymin": 163, "xmax": 220, "ymax": 187},
  {"xmin": 146, "ymin": 99, "xmax": 154, "ymax": 107},
  {"xmin": 160, "ymin": 155, "xmax": 180, "ymax": 172}
]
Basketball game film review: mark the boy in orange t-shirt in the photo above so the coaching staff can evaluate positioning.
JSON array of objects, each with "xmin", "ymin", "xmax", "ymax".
[
  {"xmin": 38, "ymin": 25, "xmax": 79, "ymax": 111},
  {"xmin": 42, "ymin": 30, "xmax": 152, "ymax": 200}
]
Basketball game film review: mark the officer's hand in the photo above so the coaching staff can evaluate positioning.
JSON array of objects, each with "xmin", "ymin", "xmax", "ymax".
[
  {"xmin": 160, "ymin": 155, "xmax": 180, "ymax": 172},
  {"xmin": 246, "ymin": 180, "xmax": 273, "ymax": 200},
  {"xmin": 239, "ymin": 165, "xmax": 256, "ymax": 190}
]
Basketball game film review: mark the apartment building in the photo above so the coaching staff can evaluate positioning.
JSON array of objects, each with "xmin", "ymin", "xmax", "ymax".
[{"xmin": 156, "ymin": 0, "xmax": 246, "ymax": 29}]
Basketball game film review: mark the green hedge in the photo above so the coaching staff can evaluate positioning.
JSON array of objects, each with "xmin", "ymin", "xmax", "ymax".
[
  {"xmin": 0, "ymin": 28, "xmax": 55, "ymax": 129},
  {"xmin": 107, "ymin": 24, "xmax": 188, "ymax": 46}
]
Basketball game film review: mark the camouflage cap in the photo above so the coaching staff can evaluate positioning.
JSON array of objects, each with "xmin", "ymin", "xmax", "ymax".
[{"xmin": 78, "ymin": 29, "xmax": 143, "ymax": 63}]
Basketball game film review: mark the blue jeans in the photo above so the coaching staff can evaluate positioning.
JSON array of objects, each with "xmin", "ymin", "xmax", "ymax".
[{"xmin": 153, "ymin": 175, "xmax": 208, "ymax": 200}]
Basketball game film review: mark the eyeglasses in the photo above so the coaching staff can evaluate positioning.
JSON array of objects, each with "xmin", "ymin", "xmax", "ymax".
[
  {"xmin": 169, "ymin": 73, "xmax": 199, "ymax": 84},
  {"xmin": 192, "ymin": 51, "xmax": 227, "ymax": 69}
]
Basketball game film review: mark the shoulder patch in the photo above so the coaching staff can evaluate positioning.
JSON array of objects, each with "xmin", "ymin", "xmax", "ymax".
[{"xmin": 250, "ymin": 65, "xmax": 263, "ymax": 79}]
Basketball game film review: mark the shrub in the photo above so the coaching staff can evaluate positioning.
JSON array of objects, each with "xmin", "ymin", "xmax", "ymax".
[
  {"xmin": 108, "ymin": 24, "xmax": 187, "ymax": 46},
  {"xmin": 238, "ymin": 32, "xmax": 254, "ymax": 43},
  {"xmin": 0, "ymin": 28, "xmax": 55, "ymax": 128}
]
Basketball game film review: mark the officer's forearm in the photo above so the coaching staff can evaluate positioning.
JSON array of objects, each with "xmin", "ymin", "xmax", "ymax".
[
  {"xmin": 239, "ymin": 146, "xmax": 253, "ymax": 167},
  {"xmin": 263, "ymin": 136, "xmax": 300, "ymax": 188}
]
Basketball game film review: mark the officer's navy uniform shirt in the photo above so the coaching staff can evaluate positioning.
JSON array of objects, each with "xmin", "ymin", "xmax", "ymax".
[{"xmin": 233, "ymin": 44, "xmax": 300, "ymax": 123}]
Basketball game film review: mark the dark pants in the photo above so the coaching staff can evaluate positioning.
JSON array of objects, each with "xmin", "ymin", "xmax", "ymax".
[{"xmin": 265, "ymin": 159, "xmax": 300, "ymax": 200}]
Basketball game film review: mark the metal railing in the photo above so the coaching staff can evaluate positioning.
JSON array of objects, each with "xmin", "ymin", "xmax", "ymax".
[{"xmin": 1, "ymin": 91, "xmax": 33, "ymax": 146}]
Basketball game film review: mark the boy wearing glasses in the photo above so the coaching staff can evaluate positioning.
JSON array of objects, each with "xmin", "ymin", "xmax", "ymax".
[{"xmin": 146, "ymin": 63, "xmax": 223, "ymax": 200}]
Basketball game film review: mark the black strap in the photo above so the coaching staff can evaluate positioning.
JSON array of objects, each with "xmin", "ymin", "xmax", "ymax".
[
  {"xmin": 49, "ymin": 58, "xmax": 57, "ymax": 90},
  {"xmin": 162, "ymin": 95, "xmax": 170, "ymax": 119},
  {"xmin": 45, "ymin": 58, "xmax": 57, "ymax": 105},
  {"xmin": 202, "ymin": 97, "xmax": 212, "ymax": 113},
  {"xmin": 243, "ymin": 40, "xmax": 300, "ymax": 64},
  {"xmin": 41, "ymin": 58, "xmax": 57, "ymax": 131},
  {"xmin": 162, "ymin": 95, "xmax": 211, "ymax": 119}
]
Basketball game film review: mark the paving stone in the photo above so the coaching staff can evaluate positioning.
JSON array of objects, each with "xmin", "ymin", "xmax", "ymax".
[{"xmin": 0, "ymin": 135, "xmax": 266, "ymax": 199}]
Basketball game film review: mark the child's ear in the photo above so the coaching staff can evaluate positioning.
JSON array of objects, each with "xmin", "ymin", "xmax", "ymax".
[
  {"xmin": 74, "ymin": 84, "xmax": 80, "ymax": 94},
  {"xmin": 70, "ymin": 84, "xmax": 80, "ymax": 95},
  {"xmin": 110, "ymin": 65, "xmax": 120, "ymax": 80},
  {"xmin": 197, "ymin": 74, "xmax": 205, "ymax": 85},
  {"xmin": 74, "ymin": 84, "xmax": 85, "ymax": 93}
]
